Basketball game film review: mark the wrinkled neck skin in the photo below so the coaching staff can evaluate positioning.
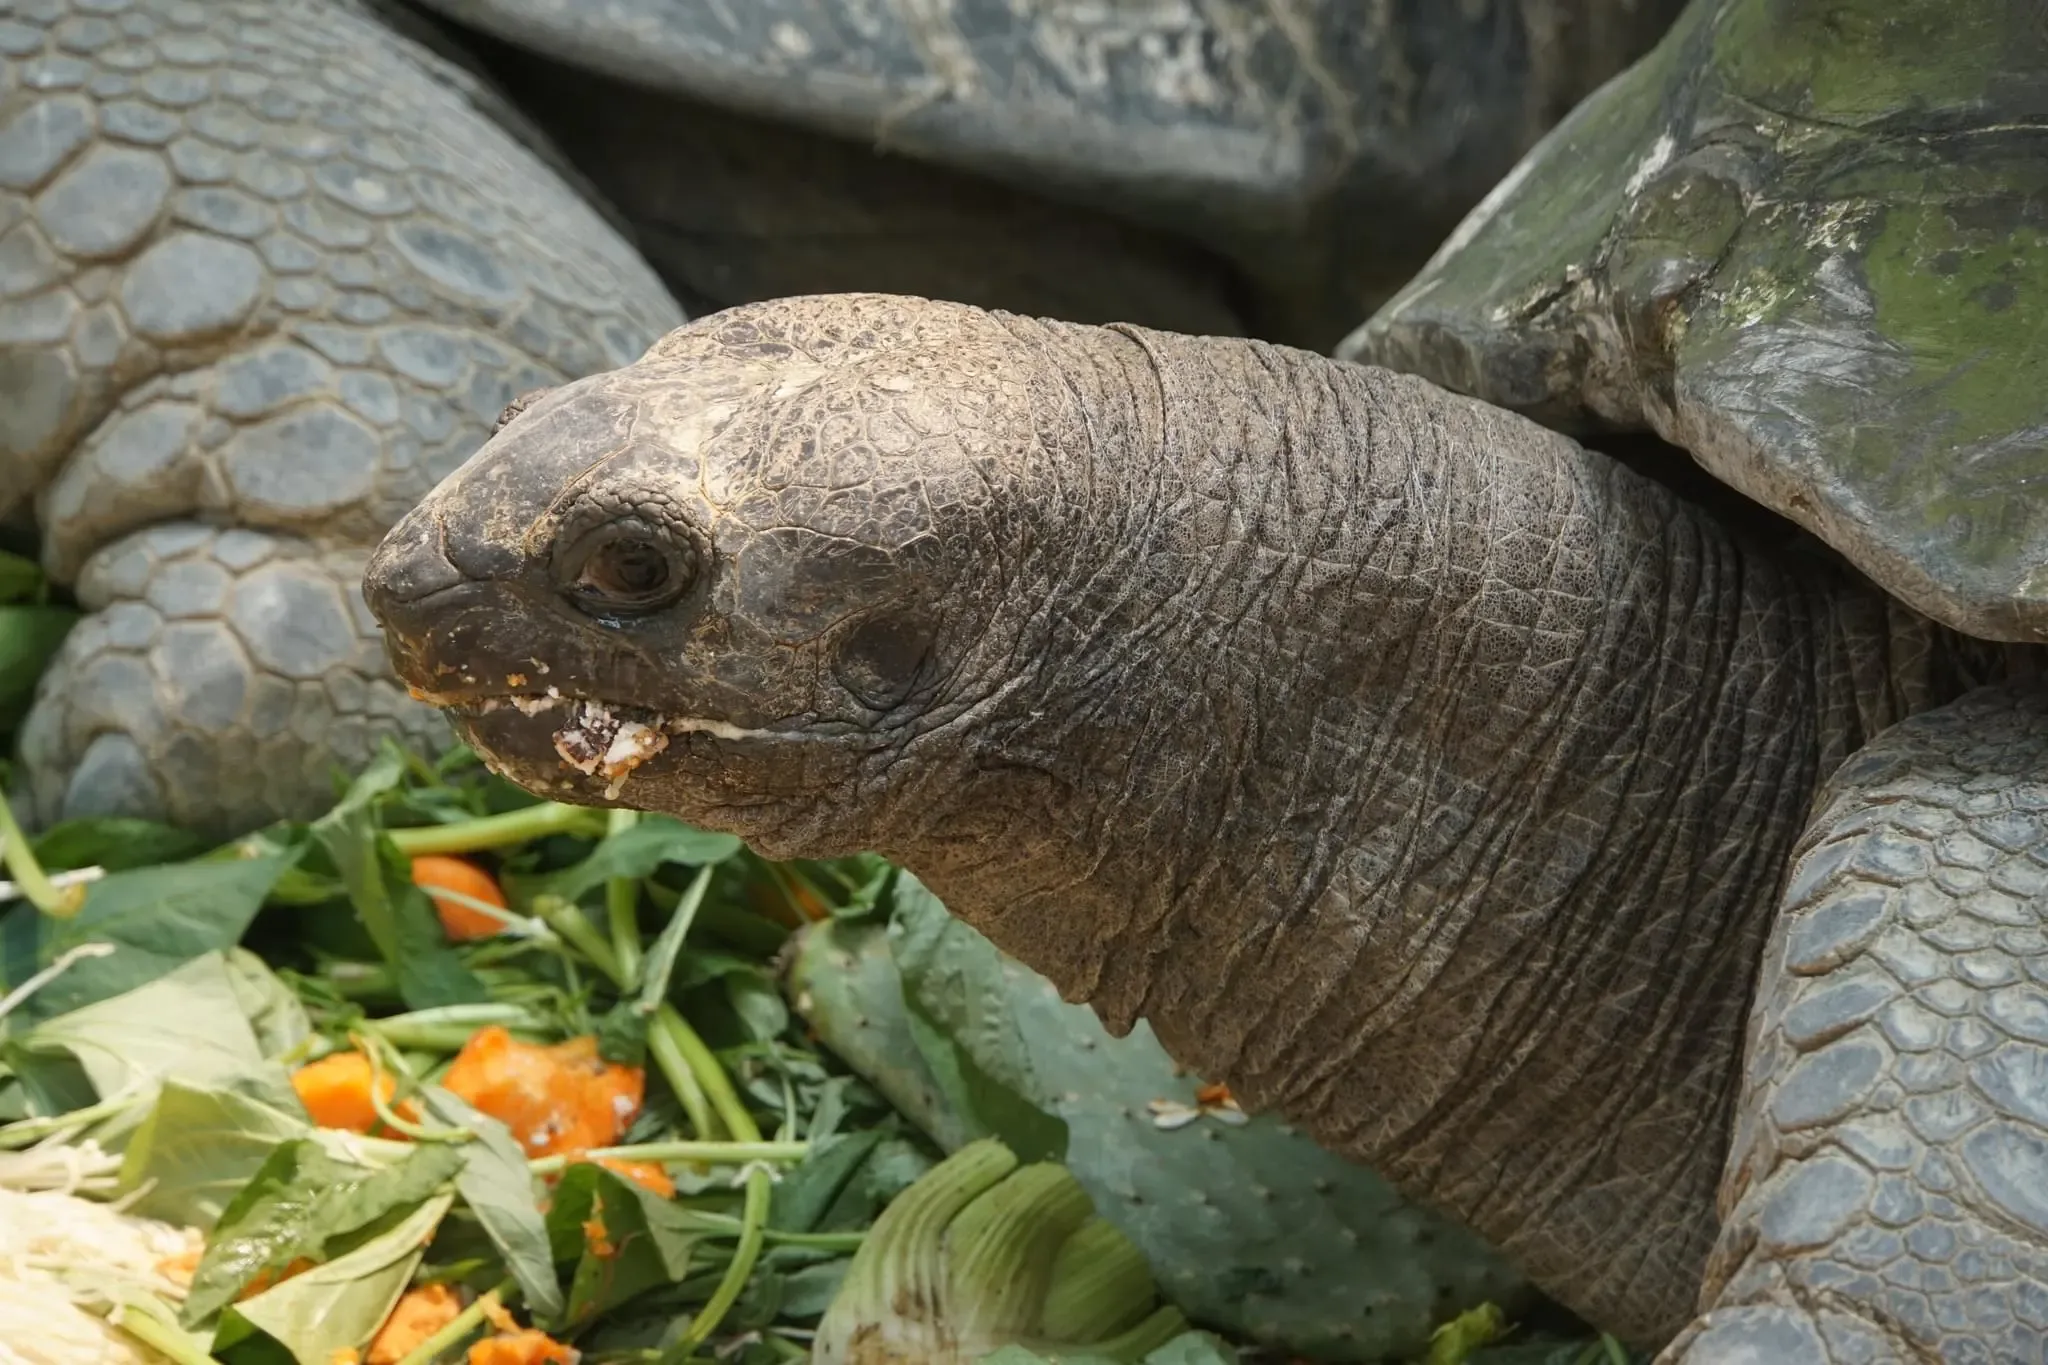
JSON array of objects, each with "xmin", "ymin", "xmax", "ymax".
[{"xmin": 862, "ymin": 320, "xmax": 2021, "ymax": 1346}]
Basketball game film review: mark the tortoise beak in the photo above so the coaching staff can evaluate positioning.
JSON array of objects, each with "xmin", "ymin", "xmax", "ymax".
[{"xmin": 362, "ymin": 506, "xmax": 469, "ymax": 693}]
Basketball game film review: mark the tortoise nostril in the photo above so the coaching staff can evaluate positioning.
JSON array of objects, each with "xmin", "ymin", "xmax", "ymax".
[{"xmin": 362, "ymin": 513, "xmax": 464, "ymax": 630}]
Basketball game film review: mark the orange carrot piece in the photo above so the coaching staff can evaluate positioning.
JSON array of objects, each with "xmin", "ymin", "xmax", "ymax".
[
  {"xmin": 410, "ymin": 854, "xmax": 512, "ymax": 941},
  {"xmin": 366, "ymin": 1283, "xmax": 464, "ymax": 1365},
  {"xmin": 441, "ymin": 1027, "xmax": 647, "ymax": 1160},
  {"xmin": 292, "ymin": 1052, "xmax": 399, "ymax": 1135},
  {"xmin": 466, "ymin": 1328, "xmax": 580, "ymax": 1365}
]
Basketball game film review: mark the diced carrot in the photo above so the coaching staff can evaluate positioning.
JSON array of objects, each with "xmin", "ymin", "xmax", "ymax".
[
  {"xmin": 410, "ymin": 854, "xmax": 512, "ymax": 941},
  {"xmin": 241, "ymin": 1257, "xmax": 317, "ymax": 1299},
  {"xmin": 367, "ymin": 1283, "xmax": 464, "ymax": 1365},
  {"xmin": 746, "ymin": 872, "xmax": 830, "ymax": 927},
  {"xmin": 331, "ymin": 1351, "xmax": 363, "ymax": 1365},
  {"xmin": 291, "ymin": 1051, "xmax": 412, "ymax": 1135},
  {"xmin": 479, "ymin": 1296, "xmax": 521, "ymax": 1335},
  {"xmin": 156, "ymin": 1247, "xmax": 202, "ymax": 1285},
  {"xmin": 466, "ymin": 1329, "xmax": 580, "ymax": 1365},
  {"xmin": 592, "ymin": 1156, "xmax": 674, "ymax": 1199},
  {"xmin": 441, "ymin": 1027, "xmax": 646, "ymax": 1159}
]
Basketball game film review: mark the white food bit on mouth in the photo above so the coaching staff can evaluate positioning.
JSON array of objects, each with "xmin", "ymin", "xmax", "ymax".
[
  {"xmin": 544, "ymin": 702, "xmax": 777, "ymax": 796},
  {"xmin": 599, "ymin": 722, "xmax": 668, "ymax": 798},
  {"xmin": 663, "ymin": 716, "xmax": 772, "ymax": 742},
  {"xmin": 552, "ymin": 700, "xmax": 671, "ymax": 799}
]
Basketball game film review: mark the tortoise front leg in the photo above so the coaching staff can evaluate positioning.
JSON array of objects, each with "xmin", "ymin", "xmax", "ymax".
[{"xmin": 1666, "ymin": 683, "xmax": 2048, "ymax": 1364}]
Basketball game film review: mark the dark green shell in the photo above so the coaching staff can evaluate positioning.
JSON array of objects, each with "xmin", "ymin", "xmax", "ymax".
[{"xmin": 1344, "ymin": 0, "xmax": 2048, "ymax": 642}]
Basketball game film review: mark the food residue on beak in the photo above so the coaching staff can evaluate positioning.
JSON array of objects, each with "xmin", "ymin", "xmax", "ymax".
[{"xmin": 552, "ymin": 700, "xmax": 670, "ymax": 799}]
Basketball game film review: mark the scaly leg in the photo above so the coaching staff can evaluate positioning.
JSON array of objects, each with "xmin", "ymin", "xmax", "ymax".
[{"xmin": 1667, "ymin": 683, "xmax": 2048, "ymax": 1363}]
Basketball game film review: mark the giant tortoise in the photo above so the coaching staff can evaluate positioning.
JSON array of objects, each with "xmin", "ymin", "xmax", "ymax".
[
  {"xmin": 0, "ymin": 0, "xmax": 1677, "ymax": 836},
  {"xmin": 362, "ymin": 0, "xmax": 2048, "ymax": 1358}
]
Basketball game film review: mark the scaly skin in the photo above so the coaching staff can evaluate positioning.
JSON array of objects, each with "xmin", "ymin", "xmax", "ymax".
[
  {"xmin": 1667, "ymin": 685, "xmax": 2048, "ymax": 1364},
  {"xmin": 361, "ymin": 294, "xmax": 2044, "ymax": 1352},
  {"xmin": 0, "ymin": 0, "xmax": 680, "ymax": 832}
]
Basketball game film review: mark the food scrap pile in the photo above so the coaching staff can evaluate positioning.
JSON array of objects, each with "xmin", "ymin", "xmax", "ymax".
[{"xmin": 0, "ymin": 741, "xmax": 1245, "ymax": 1365}]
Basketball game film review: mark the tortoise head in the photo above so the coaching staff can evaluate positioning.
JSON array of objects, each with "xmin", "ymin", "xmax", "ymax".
[{"xmin": 363, "ymin": 293, "xmax": 1068, "ymax": 859}]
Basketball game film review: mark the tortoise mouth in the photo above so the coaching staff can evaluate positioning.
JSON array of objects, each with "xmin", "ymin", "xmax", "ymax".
[{"xmin": 410, "ymin": 685, "xmax": 779, "ymax": 801}]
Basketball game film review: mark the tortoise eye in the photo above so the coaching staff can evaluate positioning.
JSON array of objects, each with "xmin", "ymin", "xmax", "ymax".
[{"xmin": 557, "ymin": 521, "xmax": 697, "ymax": 616}]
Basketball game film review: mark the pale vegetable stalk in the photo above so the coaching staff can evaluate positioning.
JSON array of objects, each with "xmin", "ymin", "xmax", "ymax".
[{"xmin": 812, "ymin": 1139, "xmax": 1187, "ymax": 1364}]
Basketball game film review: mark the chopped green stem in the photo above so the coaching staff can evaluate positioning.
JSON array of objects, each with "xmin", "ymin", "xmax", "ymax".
[
  {"xmin": 388, "ymin": 803, "xmax": 603, "ymax": 856},
  {"xmin": 526, "ymin": 1139, "xmax": 809, "ymax": 1176},
  {"xmin": 368, "ymin": 1003, "xmax": 542, "ymax": 1052},
  {"xmin": 657, "ymin": 1006, "xmax": 755, "ymax": 1141},
  {"xmin": 380, "ymin": 1002, "xmax": 540, "ymax": 1029},
  {"xmin": 681, "ymin": 1167, "xmax": 772, "ymax": 1351},
  {"xmin": 0, "ymin": 863, "xmax": 103, "ymax": 903},
  {"xmin": 112, "ymin": 1299, "xmax": 223, "ymax": 1365},
  {"xmin": 322, "ymin": 960, "xmax": 397, "ymax": 999},
  {"xmin": 431, "ymin": 887, "xmax": 547, "ymax": 937},
  {"xmin": 352, "ymin": 1031, "xmax": 472, "ymax": 1144},
  {"xmin": 0, "ymin": 941, "xmax": 115, "ymax": 1024},
  {"xmin": 0, "ymin": 794, "xmax": 83, "ymax": 917},
  {"xmin": 689, "ymin": 1213, "xmax": 865, "ymax": 1250},
  {"xmin": 757, "ymin": 1333, "xmax": 810, "ymax": 1363},
  {"xmin": 606, "ymin": 808, "xmax": 644, "ymax": 985},
  {"xmin": 649, "ymin": 1015, "xmax": 721, "ymax": 1144},
  {"xmin": 380, "ymin": 1022, "xmax": 536, "ymax": 1055},
  {"xmin": 535, "ymin": 895, "xmax": 623, "ymax": 981},
  {"xmin": 395, "ymin": 1277, "xmax": 519, "ymax": 1365},
  {"xmin": 0, "ymin": 1084, "xmax": 141, "ymax": 1149},
  {"xmin": 664, "ymin": 1004, "xmax": 775, "ymax": 1350}
]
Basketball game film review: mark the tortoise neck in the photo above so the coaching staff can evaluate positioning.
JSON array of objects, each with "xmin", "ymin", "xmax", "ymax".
[{"xmin": 888, "ymin": 322, "xmax": 2026, "ymax": 1339}]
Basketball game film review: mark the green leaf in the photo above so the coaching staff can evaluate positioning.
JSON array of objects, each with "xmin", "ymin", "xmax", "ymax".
[
  {"xmin": 31, "ymin": 816, "xmax": 209, "ymax": 872},
  {"xmin": 511, "ymin": 816, "xmax": 741, "ymax": 907},
  {"xmin": 216, "ymin": 1191, "xmax": 452, "ymax": 1365},
  {"xmin": 15, "ymin": 851, "xmax": 301, "ymax": 1023},
  {"xmin": 312, "ymin": 785, "xmax": 484, "ymax": 1011},
  {"xmin": 543, "ymin": 1161, "xmax": 711, "ymax": 1326},
  {"xmin": 635, "ymin": 864, "xmax": 711, "ymax": 1015},
  {"xmin": 595, "ymin": 998, "xmax": 651, "ymax": 1067},
  {"xmin": 1426, "ymin": 1302, "xmax": 1512, "ymax": 1364},
  {"xmin": 724, "ymin": 970, "xmax": 791, "ymax": 1044},
  {"xmin": 222, "ymin": 948, "xmax": 314, "ymax": 1061},
  {"xmin": 16, "ymin": 952, "xmax": 291, "ymax": 1111},
  {"xmin": 799, "ymin": 854, "xmax": 896, "ymax": 921},
  {"xmin": 416, "ymin": 1084, "xmax": 564, "ymax": 1321},
  {"xmin": 768, "ymin": 1130, "xmax": 883, "ymax": 1235},
  {"xmin": 0, "ymin": 604, "xmax": 76, "ymax": 727},
  {"xmin": 0, "ymin": 547, "xmax": 47, "ymax": 604},
  {"xmin": 777, "ymin": 1258, "xmax": 851, "ymax": 1322},
  {"xmin": 184, "ymin": 1140, "xmax": 465, "ymax": 1326},
  {"xmin": 119, "ymin": 1081, "xmax": 311, "ymax": 1230}
]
